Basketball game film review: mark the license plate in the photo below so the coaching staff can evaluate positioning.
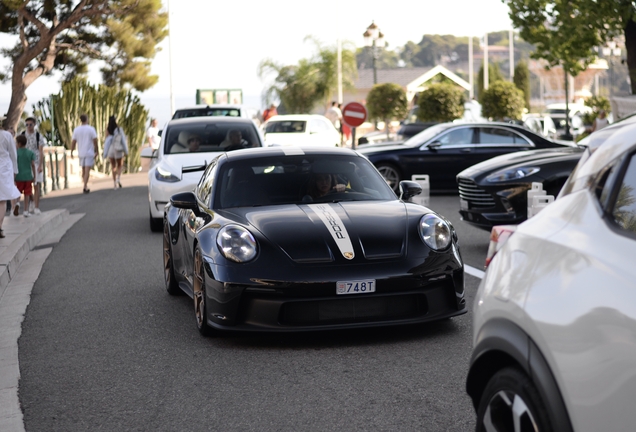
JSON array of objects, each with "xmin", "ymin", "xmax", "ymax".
[
  {"xmin": 336, "ymin": 279, "xmax": 376, "ymax": 295},
  {"xmin": 460, "ymin": 198, "xmax": 468, "ymax": 210}
]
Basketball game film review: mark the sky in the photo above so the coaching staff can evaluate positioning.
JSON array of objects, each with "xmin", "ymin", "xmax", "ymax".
[{"xmin": 0, "ymin": 0, "xmax": 513, "ymax": 128}]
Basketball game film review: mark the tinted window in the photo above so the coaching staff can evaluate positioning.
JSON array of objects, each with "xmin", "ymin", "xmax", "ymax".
[
  {"xmin": 265, "ymin": 120, "xmax": 307, "ymax": 133},
  {"xmin": 479, "ymin": 128, "xmax": 525, "ymax": 145},
  {"xmin": 196, "ymin": 160, "xmax": 218, "ymax": 206},
  {"xmin": 173, "ymin": 108, "xmax": 241, "ymax": 119},
  {"xmin": 215, "ymin": 155, "xmax": 396, "ymax": 208},
  {"xmin": 164, "ymin": 123, "xmax": 260, "ymax": 154},
  {"xmin": 610, "ymin": 153, "xmax": 636, "ymax": 234},
  {"xmin": 404, "ymin": 123, "xmax": 453, "ymax": 146},
  {"xmin": 437, "ymin": 128, "xmax": 474, "ymax": 146}
]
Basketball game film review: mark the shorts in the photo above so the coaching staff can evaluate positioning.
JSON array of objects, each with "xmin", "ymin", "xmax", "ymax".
[
  {"xmin": 79, "ymin": 156, "xmax": 95, "ymax": 167},
  {"xmin": 16, "ymin": 181, "xmax": 33, "ymax": 196}
]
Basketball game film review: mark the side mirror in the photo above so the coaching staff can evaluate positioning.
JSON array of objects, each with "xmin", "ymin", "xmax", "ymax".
[
  {"xmin": 140, "ymin": 147, "xmax": 156, "ymax": 158},
  {"xmin": 428, "ymin": 141, "xmax": 441, "ymax": 150},
  {"xmin": 170, "ymin": 192, "xmax": 199, "ymax": 211},
  {"xmin": 399, "ymin": 180, "xmax": 422, "ymax": 201}
]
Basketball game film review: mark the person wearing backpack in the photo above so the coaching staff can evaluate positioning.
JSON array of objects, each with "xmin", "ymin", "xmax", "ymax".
[
  {"xmin": 21, "ymin": 117, "xmax": 47, "ymax": 215},
  {"xmin": 102, "ymin": 115, "xmax": 129, "ymax": 190}
]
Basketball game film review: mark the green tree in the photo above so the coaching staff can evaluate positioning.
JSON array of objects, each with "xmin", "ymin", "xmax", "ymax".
[
  {"xmin": 417, "ymin": 83, "xmax": 465, "ymax": 122},
  {"xmin": 0, "ymin": 0, "xmax": 167, "ymax": 130},
  {"xmin": 513, "ymin": 60, "xmax": 531, "ymax": 110},
  {"xmin": 504, "ymin": 0, "xmax": 636, "ymax": 95},
  {"xmin": 259, "ymin": 38, "xmax": 357, "ymax": 114},
  {"xmin": 481, "ymin": 81, "xmax": 525, "ymax": 121},
  {"xmin": 477, "ymin": 63, "xmax": 504, "ymax": 102},
  {"xmin": 366, "ymin": 83, "xmax": 408, "ymax": 139}
]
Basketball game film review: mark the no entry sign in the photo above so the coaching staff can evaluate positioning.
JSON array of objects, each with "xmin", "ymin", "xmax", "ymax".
[{"xmin": 342, "ymin": 102, "xmax": 367, "ymax": 128}]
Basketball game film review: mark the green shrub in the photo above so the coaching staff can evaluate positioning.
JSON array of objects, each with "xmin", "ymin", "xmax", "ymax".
[
  {"xmin": 366, "ymin": 83, "xmax": 408, "ymax": 134},
  {"xmin": 481, "ymin": 81, "xmax": 525, "ymax": 121},
  {"xmin": 417, "ymin": 83, "xmax": 465, "ymax": 122}
]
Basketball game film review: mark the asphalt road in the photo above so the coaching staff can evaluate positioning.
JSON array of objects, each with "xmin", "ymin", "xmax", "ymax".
[{"xmin": 19, "ymin": 180, "xmax": 491, "ymax": 432}]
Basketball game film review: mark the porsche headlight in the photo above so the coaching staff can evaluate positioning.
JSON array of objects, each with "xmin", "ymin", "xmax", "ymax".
[
  {"xmin": 155, "ymin": 166, "xmax": 180, "ymax": 183},
  {"xmin": 419, "ymin": 214, "xmax": 451, "ymax": 250},
  {"xmin": 217, "ymin": 225, "xmax": 258, "ymax": 262},
  {"xmin": 486, "ymin": 167, "xmax": 540, "ymax": 183}
]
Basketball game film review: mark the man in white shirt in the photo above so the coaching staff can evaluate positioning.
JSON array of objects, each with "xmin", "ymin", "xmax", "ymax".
[
  {"xmin": 146, "ymin": 118, "xmax": 160, "ymax": 149},
  {"xmin": 324, "ymin": 101, "xmax": 342, "ymax": 129},
  {"xmin": 21, "ymin": 117, "xmax": 47, "ymax": 214},
  {"xmin": 70, "ymin": 114, "xmax": 98, "ymax": 193}
]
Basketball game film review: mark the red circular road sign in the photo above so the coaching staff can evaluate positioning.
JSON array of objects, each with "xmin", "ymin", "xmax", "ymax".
[{"xmin": 342, "ymin": 102, "xmax": 367, "ymax": 127}]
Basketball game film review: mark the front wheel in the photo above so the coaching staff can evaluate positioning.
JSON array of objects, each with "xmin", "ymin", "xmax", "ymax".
[
  {"xmin": 163, "ymin": 220, "xmax": 181, "ymax": 296},
  {"xmin": 375, "ymin": 163, "xmax": 401, "ymax": 192},
  {"xmin": 477, "ymin": 367, "xmax": 552, "ymax": 432},
  {"xmin": 193, "ymin": 247, "xmax": 215, "ymax": 337}
]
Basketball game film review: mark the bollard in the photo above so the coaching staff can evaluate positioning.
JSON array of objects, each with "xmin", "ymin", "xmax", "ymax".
[
  {"xmin": 410, "ymin": 174, "xmax": 430, "ymax": 207},
  {"xmin": 527, "ymin": 182, "xmax": 545, "ymax": 219},
  {"xmin": 531, "ymin": 195, "xmax": 554, "ymax": 216}
]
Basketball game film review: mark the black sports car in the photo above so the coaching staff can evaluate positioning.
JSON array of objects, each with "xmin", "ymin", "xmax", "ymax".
[
  {"xmin": 163, "ymin": 147, "xmax": 466, "ymax": 335},
  {"xmin": 357, "ymin": 122, "xmax": 575, "ymax": 193},
  {"xmin": 456, "ymin": 146, "xmax": 585, "ymax": 230}
]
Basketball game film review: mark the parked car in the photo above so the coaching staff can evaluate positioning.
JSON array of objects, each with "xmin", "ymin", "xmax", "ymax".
[
  {"xmin": 261, "ymin": 115, "xmax": 341, "ymax": 147},
  {"xmin": 141, "ymin": 116, "xmax": 264, "ymax": 232},
  {"xmin": 456, "ymin": 111, "xmax": 636, "ymax": 230},
  {"xmin": 163, "ymin": 146, "xmax": 466, "ymax": 335},
  {"xmin": 172, "ymin": 104, "xmax": 261, "ymax": 125},
  {"xmin": 358, "ymin": 122, "xmax": 575, "ymax": 192},
  {"xmin": 543, "ymin": 102, "xmax": 592, "ymax": 138},
  {"xmin": 466, "ymin": 120, "xmax": 636, "ymax": 432},
  {"xmin": 456, "ymin": 146, "xmax": 584, "ymax": 230}
]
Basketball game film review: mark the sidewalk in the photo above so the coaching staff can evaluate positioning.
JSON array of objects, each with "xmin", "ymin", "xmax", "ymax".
[{"xmin": 0, "ymin": 172, "xmax": 148, "ymax": 432}]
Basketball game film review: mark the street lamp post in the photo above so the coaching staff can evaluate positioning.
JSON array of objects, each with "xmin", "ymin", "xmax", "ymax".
[
  {"xmin": 363, "ymin": 21, "xmax": 384, "ymax": 86},
  {"xmin": 602, "ymin": 41, "xmax": 622, "ymax": 97}
]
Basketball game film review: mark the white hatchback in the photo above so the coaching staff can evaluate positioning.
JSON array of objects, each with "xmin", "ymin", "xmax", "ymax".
[
  {"xmin": 261, "ymin": 114, "xmax": 341, "ymax": 147},
  {"xmin": 466, "ymin": 121, "xmax": 636, "ymax": 431},
  {"xmin": 142, "ymin": 117, "xmax": 264, "ymax": 231}
]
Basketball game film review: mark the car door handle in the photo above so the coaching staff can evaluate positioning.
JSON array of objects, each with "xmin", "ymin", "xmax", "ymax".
[{"xmin": 461, "ymin": 148, "xmax": 472, "ymax": 153}]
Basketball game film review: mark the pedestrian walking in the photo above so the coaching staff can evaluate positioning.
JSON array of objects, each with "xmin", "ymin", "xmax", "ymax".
[
  {"xmin": 325, "ymin": 101, "xmax": 343, "ymax": 130},
  {"xmin": 146, "ymin": 118, "xmax": 160, "ymax": 149},
  {"xmin": 102, "ymin": 115, "xmax": 129, "ymax": 189},
  {"xmin": 70, "ymin": 114, "xmax": 98, "ymax": 193},
  {"xmin": 591, "ymin": 110, "xmax": 610, "ymax": 132},
  {"xmin": 13, "ymin": 134, "xmax": 36, "ymax": 217},
  {"xmin": 21, "ymin": 117, "xmax": 47, "ymax": 215},
  {"xmin": 262, "ymin": 103, "xmax": 278, "ymax": 122},
  {"xmin": 0, "ymin": 127, "xmax": 21, "ymax": 238}
]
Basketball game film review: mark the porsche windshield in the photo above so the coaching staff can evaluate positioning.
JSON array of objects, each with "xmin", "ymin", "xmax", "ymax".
[{"xmin": 215, "ymin": 155, "xmax": 397, "ymax": 208}]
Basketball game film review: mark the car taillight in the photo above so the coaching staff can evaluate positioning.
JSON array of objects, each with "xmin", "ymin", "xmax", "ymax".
[{"xmin": 484, "ymin": 225, "xmax": 517, "ymax": 268}]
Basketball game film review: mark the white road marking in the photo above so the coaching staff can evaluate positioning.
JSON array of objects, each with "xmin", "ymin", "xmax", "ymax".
[{"xmin": 465, "ymin": 265, "xmax": 485, "ymax": 279}]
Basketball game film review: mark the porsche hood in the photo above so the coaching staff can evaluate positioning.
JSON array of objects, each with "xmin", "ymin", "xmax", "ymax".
[{"xmin": 226, "ymin": 201, "xmax": 411, "ymax": 263}]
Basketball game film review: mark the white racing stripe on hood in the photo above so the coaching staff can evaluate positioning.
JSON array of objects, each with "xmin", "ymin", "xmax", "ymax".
[{"xmin": 308, "ymin": 204, "xmax": 355, "ymax": 260}]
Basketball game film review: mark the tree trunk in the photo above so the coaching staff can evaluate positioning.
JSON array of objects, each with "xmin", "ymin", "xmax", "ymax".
[
  {"xmin": 5, "ymin": 65, "xmax": 28, "ymax": 132},
  {"xmin": 625, "ymin": 19, "xmax": 636, "ymax": 95}
]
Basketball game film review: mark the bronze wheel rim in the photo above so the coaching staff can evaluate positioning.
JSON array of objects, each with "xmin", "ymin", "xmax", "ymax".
[{"xmin": 193, "ymin": 248, "xmax": 205, "ymax": 328}]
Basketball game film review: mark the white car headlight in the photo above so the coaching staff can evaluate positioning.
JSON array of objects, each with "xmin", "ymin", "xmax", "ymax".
[
  {"xmin": 155, "ymin": 166, "xmax": 181, "ymax": 183},
  {"xmin": 419, "ymin": 214, "xmax": 451, "ymax": 250},
  {"xmin": 217, "ymin": 225, "xmax": 258, "ymax": 262},
  {"xmin": 486, "ymin": 167, "xmax": 540, "ymax": 183}
]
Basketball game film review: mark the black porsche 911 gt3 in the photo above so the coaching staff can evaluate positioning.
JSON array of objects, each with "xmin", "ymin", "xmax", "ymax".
[{"xmin": 163, "ymin": 146, "xmax": 466, "ymax": 335}]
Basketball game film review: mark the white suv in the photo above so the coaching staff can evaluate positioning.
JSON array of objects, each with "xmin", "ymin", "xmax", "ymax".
[{"xmin": 467, "ymin": 121, "xmax": 636, "ymax": 431}]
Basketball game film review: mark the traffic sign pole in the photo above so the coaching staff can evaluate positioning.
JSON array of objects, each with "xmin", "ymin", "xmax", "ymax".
[{"xmin": 342, "ymin": 102, "xmax": 367, "ymax": 150}]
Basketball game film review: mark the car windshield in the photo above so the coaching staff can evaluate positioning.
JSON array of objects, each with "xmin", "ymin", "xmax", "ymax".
[
  {"xmin": 403, "ymin": 123, "xmax": 453, "ymax": 146},
  {"xmin": 164, "ymin": 123, "xmax": 260, "ymax": 154},
  {"xmin": 215, "ymin": 154, "xmax": 397, "ymax": 208},
  {"xmin": 173, "ymin": 108, "xmax": 241, "ymax": 119},
  {"xmin": 264, "ymin": 120, "xmax": 307, "ymax": 133}
]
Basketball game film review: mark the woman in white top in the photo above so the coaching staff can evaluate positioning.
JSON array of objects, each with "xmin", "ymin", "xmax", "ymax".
[
  {"xmin": 591, "ymin": 110, "xmax": 610, "ymax": 132},
  {"xmin": 102, "ymin": 116, "xmax": 129, "ymax": 189},
  {"xmin": 0, "ymin": 128, "xmax": 21, "ymax": 238}
]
